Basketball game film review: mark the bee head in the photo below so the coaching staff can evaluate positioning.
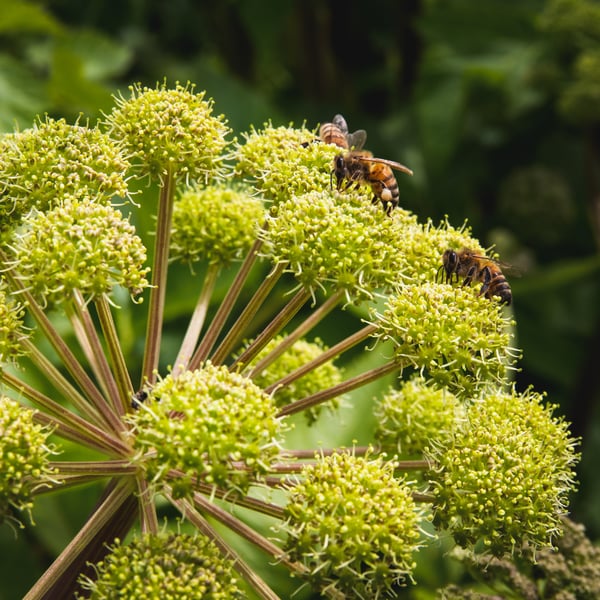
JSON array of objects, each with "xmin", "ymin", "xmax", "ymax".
[{"xmin": 441, "ymin": 249, "xmax": 459, "ymax": 282}]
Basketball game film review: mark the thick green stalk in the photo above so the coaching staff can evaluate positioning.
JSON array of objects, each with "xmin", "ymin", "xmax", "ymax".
[
  {"xmin": 263, "ymin": 323, "xmax": 377, "ymax": 393},
  {"xmin": 277, "ymin": 359, "xmax": 402, "ymax": 417},
  {"xmin": 0, "ymin": 370, "xmax": 127, "ymax": 455},
  {"xmin": 231, "ymin": 287, "xmax": 311, "ymax": 370},
  {"xmin": 95, "ymin": 294, "xmax": 134, "ymax": 414},
  {"xmin": 173, "ymin": 262, "xmax": 220, "ymax": 375},
  {"xmin": 247, "ymin": 288, "xmax": 344, "ymax": 378},
  {"xmin": 210, "ymin": 261, "xmax": 286, "ymax": 365},
  {"xmin": 24, "ymin": 478, "xmax": 136, "ymax": 600},
  {"xmin": 188, "ymin": 237, "xmax": 264, "ymax": 370},
  {"xmin": 141, "ymin": 171, "xmax": 176, "ymax": 386},
  {"xmin": 71, "ymin": 289, "xmax": 123, "ymax": 417}
]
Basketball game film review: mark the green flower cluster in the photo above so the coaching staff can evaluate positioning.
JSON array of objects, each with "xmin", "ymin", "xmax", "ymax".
[
  {"xmin": 10, "ymin": 197, "xmax": 149, "ymax": 308},
  {"xmin": 374, "ymin": 282, "xmax": 517, "ymax": 396},
  {"xmin": 283, "ymin": 452, "xmax": 422, "ymax": 598},
  {"xmin": 427, "ymin": 388, "xmax": 579, "ymax": 556},
  {"xmin": 77, "ymin": 533, "xmax": 244, "ymax": 599},
  {"xmin": 0, "ymin": 117, "xmax": 130, "ymax": 233},
  {"xmin": 0, "ymin": 285, "xmax": 26, "ymax": 364},
  {"xmin": 130, "ymin": 363, "xmax": 284, "ymax": 497},
  {"xmin": 375, "ymin": 376, "xmax": 464, "ymax": 456},
  {"xmin": 170, "ymin": 184, "xmax": 265, "ymax": 265},
  {"xmin": 248, "ymin": 336, "xmax": 343, "ymax": 423},
  {"xmin": 105, "ymin": 82, "xmax": 230, "ymax": 181},
  {"xmin": 0, "ymin": 397, "xmax": 56, "ymax": 523},
  {"xmin": 263, "ymin": 189, "xmax": 417, "ymax": 299},
  {"xmin": 233, "ymin": 122, "xmax": 336, "ymax": 204}
]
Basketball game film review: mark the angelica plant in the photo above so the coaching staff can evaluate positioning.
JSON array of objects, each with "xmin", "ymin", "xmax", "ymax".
[{"xmin": 0, "ymin": 81, "xmax": 580, "ymax": 599}]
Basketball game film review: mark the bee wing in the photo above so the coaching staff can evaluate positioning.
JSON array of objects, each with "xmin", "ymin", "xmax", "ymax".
[
  {"xmin": 469, "ymin": 254, "xmax": 522, "ymax": 276},
  {"xmin": 357, "ymin": 155, "xmax": 414, "ymax": 176},
  {"xmin": 332, "ymin": 114, "xmax": 349, "ymax": 134},
  {"xmin": 346, "ymin": 129, "xmax": 367, "ymax": 151}
]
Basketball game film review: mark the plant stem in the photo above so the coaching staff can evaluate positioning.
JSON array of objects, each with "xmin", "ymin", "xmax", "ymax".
[
  {"xmin": 2, "ymin": 266, "xmax": 124, "ymax": 433},
  {"xmin": 24, "ymin": 478, "xmax": 136, "ymax": 600},
  {"xmin": 71, "ymin": 289, "xmax": 123, "ymax": 417},
  {"xmin": 264, "ymin": 324, "xmax": 378, "ymax": 394},
  {"xmin": 173, "ymin": 262, "xmax": 220, "ymax": 375},
  {"xmin": 210, "ymin": 261, "xmax": 286, "ymax": 365},
  {"xmin": 137, "ymin": 477, "xmax": 159, "ymax": 534},
  {"xmin": 95, "ymin": 294, "xmax": 134, "ymax": 414},
  {"xmin": 1, "ymin": 370, "xmax": 127, "ymax": 455},
  {"xmin": 247, "ymin": 288, "xmax": 344, "ymax": 378},
  {"xmin": 169, "ymin": 493, "xmax": 283, "ymax": 600},
  {"xmin": 231, "ymin": 287, "xmax": 311, "ymax": 370},
  {"xmin": 188, "ymin": 237, "xmax": 264, "ymax": 370},
  {"xmin": 165, "ymin": 469, "xmax": 284, "ymax": 519},
  {"xmin": 141, "ymin": 171, "xmax": 176, "ymax": 386},
  {"xmin": 277, "ymin": 360, "xmax": 402, "ymax": 417},
  {"xmin": 48, "ymin": 460, "xmax": 137, "ymax": 476},
  {"xmin": 19, "ymin": 338, "xmax": 113, "ymax": 432}
]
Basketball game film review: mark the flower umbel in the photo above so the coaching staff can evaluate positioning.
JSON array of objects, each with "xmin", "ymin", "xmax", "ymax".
[
  {"xmin": 427, "ymin": 388, "xmax": 579, "ymax": 557},
  {"xmin": 282, "ymin": 452, "xmax": 422, "ymax": 599},
  {"xmin": 0, "ymin": 85, "xmax": 582, "ymax": 600},
  {"xmin": 170, "ymin": 184, "xmax": 266, "ymax": 266},
  {"xmin": 9, "ymin": 197, "xmax": 149, "ymax": 308},
  {"xmin": 77, "ymin": 533, "xmax": 244, "ymax": 599},
  {"xmin": 105, "ymin": 81, "xmax": 230, "ymax": 182},
  {"xmin": 375, "ymin": 282, "xmax": 518, "ymax": 396},
  {"xmin": 129, "ymin": 363, "xmax": 284, "ymax": 497},
  {"xmin": 375, "ymin": 375, "xmax": 464, "ymax": 456},
  {"xmin": 0, "ymin": 117, "xmax": 130, "ymax": 234},
  {"xmin": 0, "ymin": 397, "xmax": 57, "ymax": 525}
]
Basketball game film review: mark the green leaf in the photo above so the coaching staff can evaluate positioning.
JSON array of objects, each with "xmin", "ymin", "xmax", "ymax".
[
  {"xmin": 0, "ymin": 0, "xmax": 62, "ymax": 35},
  {"xmin": 0, "ymin": 55, "xmax": 47, "ymax": 131}
]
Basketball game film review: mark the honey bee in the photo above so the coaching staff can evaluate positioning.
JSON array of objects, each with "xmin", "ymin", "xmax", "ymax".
[
  {"xmin": 439, "ymin": 248, "xmax": 512, "ymax": 305},
  {"xmin": 319, "ymin": 113, "xmax": 367, "ymax": 150},
  {"xmin": 332, "ymin": 150, "xmax": 413, "ymax": 215}
]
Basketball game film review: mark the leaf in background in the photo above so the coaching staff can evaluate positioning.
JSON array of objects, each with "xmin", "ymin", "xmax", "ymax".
[
  {"xmin": 0, "ymin": 55, "xmax": 47, "ymax": 131},
  {"xmin": 54, "ymin": 29, "xmax": 133, "ymax": 81},
  {"xmin": 0, "ymin": 0, "xmax": 62, "ymax": 35},
  {"xmin": 47, "ymin": 44, "xmax": 115, "ymax": 118}
]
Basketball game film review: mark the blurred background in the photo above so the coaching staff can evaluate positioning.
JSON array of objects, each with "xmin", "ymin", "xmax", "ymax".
[{"xmin": 1, "ymin": 0, "xmax": 600, "ymax": 596}]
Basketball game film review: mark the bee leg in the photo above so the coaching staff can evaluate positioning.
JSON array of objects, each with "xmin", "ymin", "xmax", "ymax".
[
  {"xmin": 462, "ymin": 266, "xmax": 477, "ymax": 287},
  {"xmin": 478, "ymin": 266, "xmax": 492, "ymax": 298}
]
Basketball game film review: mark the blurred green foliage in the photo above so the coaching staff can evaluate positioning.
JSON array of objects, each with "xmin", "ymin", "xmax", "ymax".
[{"xmin": 2, "ymin": 0, "xmax": 600, "ymax": 597}]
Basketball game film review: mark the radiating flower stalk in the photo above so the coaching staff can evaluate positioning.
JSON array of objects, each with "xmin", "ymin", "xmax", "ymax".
[{"xmin": 0, "ymin": 82, "xmax": 580, "ymax": 599}]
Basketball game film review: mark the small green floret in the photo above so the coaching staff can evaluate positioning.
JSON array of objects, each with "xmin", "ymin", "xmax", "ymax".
[
  {"xmin": 105, "ymin": 81, "xmax": 229, "ymax": 181},
  {"xmin": 427, "ymin": 388, "xmax": 579, "ymax": 557},
  {"xmin": 234, "ymin": 122, "xmax": 338, "ymax": 203},
  {"xmin": 374, "ymin": 283, "xmax": 517, "ymax": 396},
  {"xmin": 375, "ymin": 376, "xmax": 464, "ymax": 456},
  {"xmin": 10, "ymin": 197, "xmax": 149, "ymax": 308},
  {"xmin": 283, "ymin": 452, "xmax": 422, "ymax": 598},
  {"xmin": 0, "ymin": 118, "xmax": 130, "ymax": 233},
  {"xmin": 0, "ymin": 397, "xmax": 57, "ymax": 524},
  {"xmin": 77, "ymin": 533, "xmax": 244, "ymax": 599},
  {"xmin": 248, "ymin": 336, "xmax": 343, "ymax": 424},
  {"xmin": 264, "ymin": 190, "xmax": 413, "ymax": 300},
  {"xmin": 130, "ymin": 363, "xmax": 283, "ymax": 497},
  {"xmin": 170, "ymin": 185, "xmax": 265, "ymax": 265}
]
